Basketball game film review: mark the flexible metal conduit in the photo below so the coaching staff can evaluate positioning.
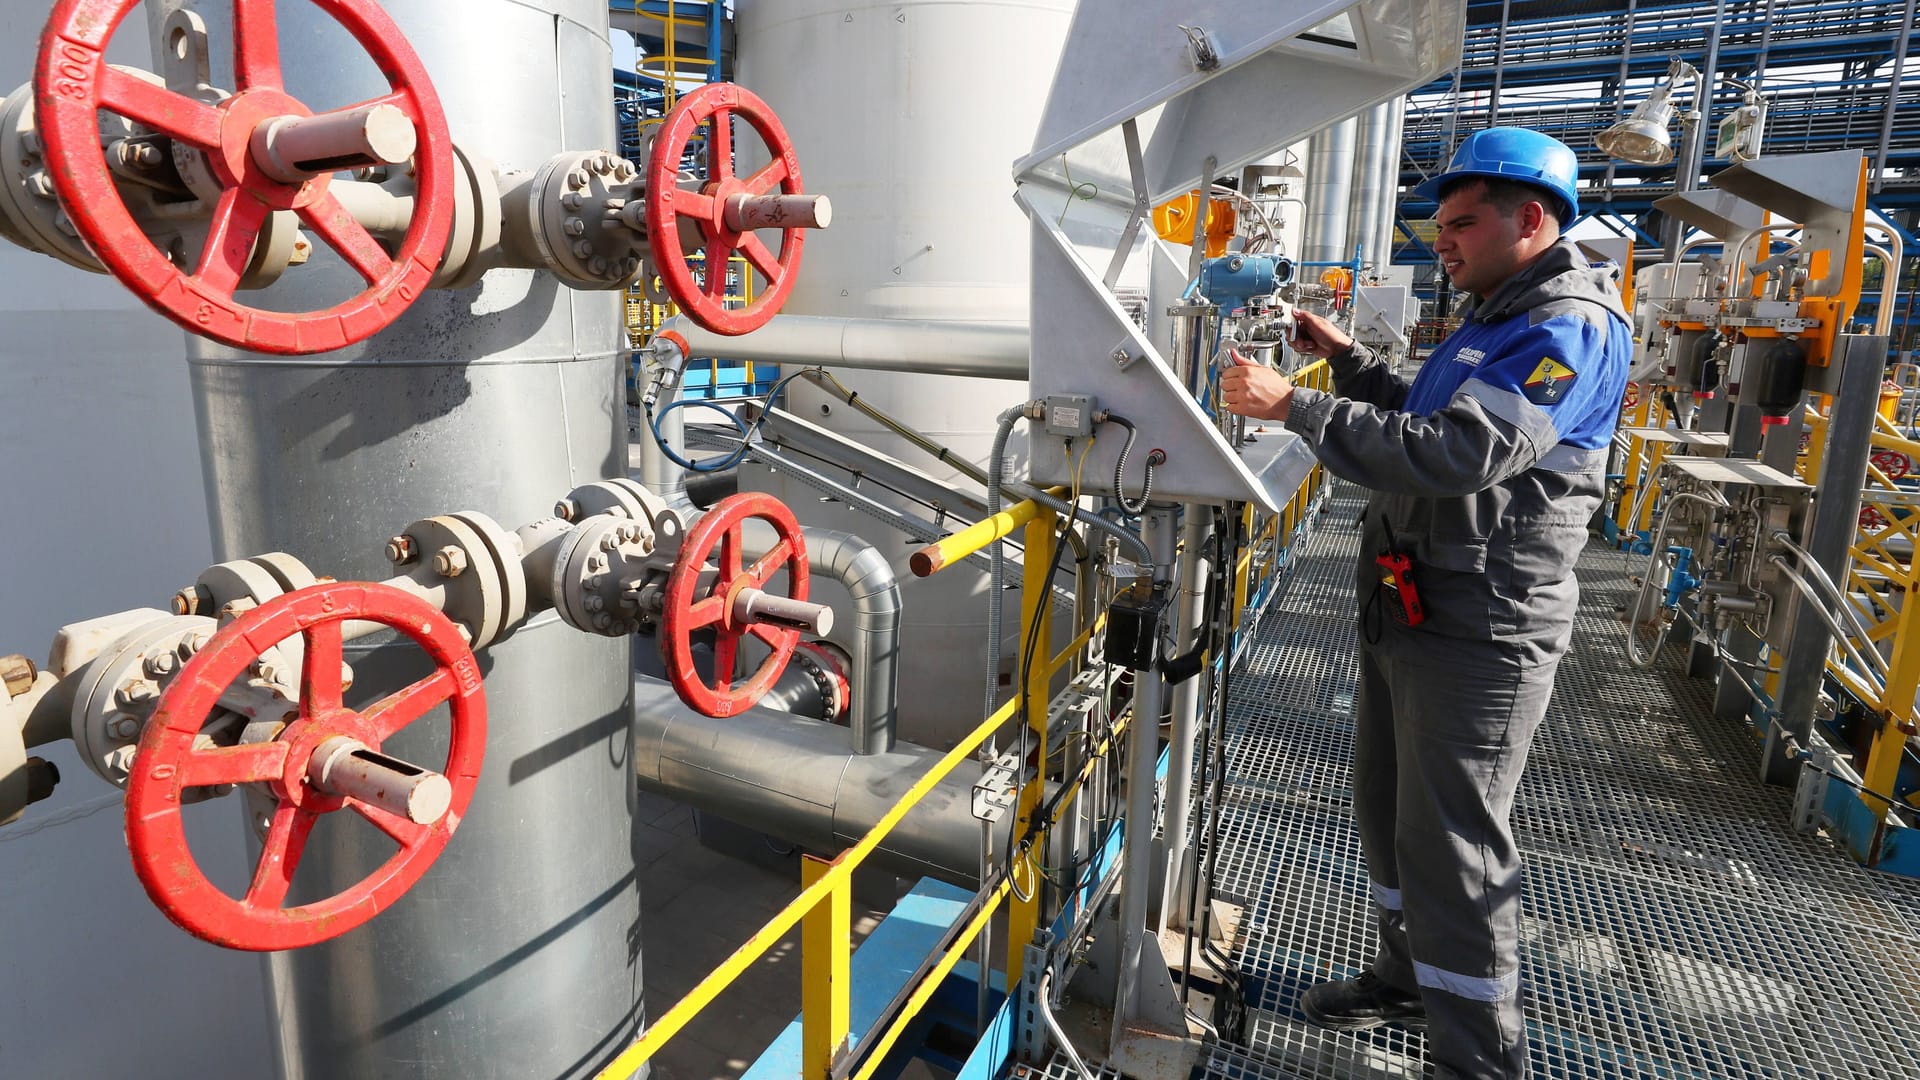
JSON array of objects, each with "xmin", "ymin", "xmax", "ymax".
[
  {"xmin": 660, "ymin": 314, "xmax": 1028, "ymax": 380},
  {"xmin": 742, "ymin": 520, "xmax": 901, "ymax": 755},
  {"xmin": 630, "ymin": 676, "xmax": 1005, "ymax": 885}
]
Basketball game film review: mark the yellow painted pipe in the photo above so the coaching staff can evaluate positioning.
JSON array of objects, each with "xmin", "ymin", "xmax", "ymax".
[{"xmin": 909, "ymin": 498, "xmax": 1045, "ymax": 577}]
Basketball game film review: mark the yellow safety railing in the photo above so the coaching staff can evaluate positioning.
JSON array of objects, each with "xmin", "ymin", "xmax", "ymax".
[
  {"xmin": 630, "ymin": 0, "xmax": 718, "ymax": 132},
  {"xmin": 1612, "ymin": 384, "xmax": 1672, "ymax": 538},
  {"xmin": 596, "ymin": 429, "xmax": 1330, "ymax": 1077},
  {"xmin": 594, "ymin": 497, "xmax": 1099, "ymax": 1080}
]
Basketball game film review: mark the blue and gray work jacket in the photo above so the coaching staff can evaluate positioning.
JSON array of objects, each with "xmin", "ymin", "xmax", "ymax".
[{"xmin": 1281, "ymin": 239, "xmax": 1633, "ymax": 666}]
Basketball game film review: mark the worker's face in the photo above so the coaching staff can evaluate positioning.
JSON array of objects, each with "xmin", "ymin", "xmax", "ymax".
[{"xmin": 1432, "ymin": 183, "xmax": 1543, "ymax": 296}]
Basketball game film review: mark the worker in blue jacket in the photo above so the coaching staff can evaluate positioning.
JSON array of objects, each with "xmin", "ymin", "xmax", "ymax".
[{"xmin": 1221, "ymin": 127, "xmax": 1632, "ymax": 1079}]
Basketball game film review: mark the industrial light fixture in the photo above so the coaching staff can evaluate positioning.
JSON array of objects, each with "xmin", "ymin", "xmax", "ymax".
[{"xmin": 1597, "ymin": 58, "xmax": 1698, "ymax": 167}]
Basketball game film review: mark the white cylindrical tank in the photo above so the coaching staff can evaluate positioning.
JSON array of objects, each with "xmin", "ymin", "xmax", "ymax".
[{"xmin": 732, "ymin": 0, "xmax": 1077, "ymax": 746}]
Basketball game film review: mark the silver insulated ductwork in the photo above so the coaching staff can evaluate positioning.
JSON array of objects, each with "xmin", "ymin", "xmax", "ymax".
[{"xmin": 169, "ymin": 2, "xmax": 643, "ymax": 1078}]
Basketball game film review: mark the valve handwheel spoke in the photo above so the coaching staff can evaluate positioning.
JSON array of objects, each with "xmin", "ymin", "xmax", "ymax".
[
  {"xmin": 180, "ymin": 740, "xmax": 293, "ymax": 788},
  {"xmin": 125, "ymin": 581, "xmax": 485, "ymax": 951},
  {"xmin": 245, "ymin": 802, "xmax": 317, "ymax": 910},
  {"xmin": 298, "ymin": 190, "xmax": 398, "ymax": 284},
  {"xmin": 197, "ymin": 187, "xmax": 273, "ymax": 299},
  {"xmin": 300, "ymin": 618, "xmax": 346, "ymax": 715},
  {"xmin": 97, "ymin": 67, "xmax": 224, "ymax": 148},
  {"xmin": 37, "ymin": 0, "xmax": 454, "ymax": 354},
  {"xmin": 644, "ymin": 82, "xmax": 813, "ymax": 336},
  {"xmin": 660, "ymin": 493, "xmax": 812, "ymax": 717},
  {"xmin": 357, "ymin": 667, "xmax": 458, "ymax": 745},
  {"xmin": 742, "ymin": 539, "xmax": 792, "ymax": 590}
]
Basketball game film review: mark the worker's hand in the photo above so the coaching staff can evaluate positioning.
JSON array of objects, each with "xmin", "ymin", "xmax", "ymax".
[
  {"xmin": 1288, "ymin": 308, "xmax": 1353, "ymax": 359},
  {"xmin": 1220, "ymin": 356, "xmax": 1295, "ymax": 421}
]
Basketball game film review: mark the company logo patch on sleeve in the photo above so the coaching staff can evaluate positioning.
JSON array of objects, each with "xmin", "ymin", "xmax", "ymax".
[{"xmin": 1523, "ymin": 356, "xmax": 1578, "ymax": 404}]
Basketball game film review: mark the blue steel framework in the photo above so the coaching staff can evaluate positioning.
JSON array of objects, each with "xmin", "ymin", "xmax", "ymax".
[{"xmin": 1396, "ymin": 0, "xmax": 1920, "ymax": 354}]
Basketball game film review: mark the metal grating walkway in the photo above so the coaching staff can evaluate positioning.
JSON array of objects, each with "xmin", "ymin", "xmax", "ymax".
[{"xmin": 1189, "ymin": 482, "xmax": 1920, "ymax": 1080}]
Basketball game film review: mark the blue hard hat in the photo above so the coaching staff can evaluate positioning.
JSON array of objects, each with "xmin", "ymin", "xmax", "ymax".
[{"xmin": 1413, "ymin": 127, "xmax": 1580, "ymax": 222}]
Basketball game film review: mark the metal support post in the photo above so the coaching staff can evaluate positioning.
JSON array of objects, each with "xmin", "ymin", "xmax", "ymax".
[
  {"xmin": 1006, "ymin": 512, "xmax": 1055, "ymax": 985},
  {"xmin": 1159, "ymin": 509, "xmax": 1210, "ymax": 928},
  {"xmin": 1765, "ymin": 335, "xmax": 1885, "ymax": 783},
  {"xmin": 1111, "ymin": 506, "xmax": 1180, "ymax": 1057},
  {"xmin": 800, "ymin": 855, "xmax": 851, "ymax": 1078}
]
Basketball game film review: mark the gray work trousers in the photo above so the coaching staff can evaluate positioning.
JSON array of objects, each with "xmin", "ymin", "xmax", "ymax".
[{"xmin": 1352, "ymin": 641, "xmax": 1555, "ymax": 1080}]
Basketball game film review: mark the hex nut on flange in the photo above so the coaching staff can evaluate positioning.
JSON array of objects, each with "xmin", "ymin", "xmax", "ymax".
[
  {"xmin": 433, "ymin": 546, "xmax": 468, "ymax": 578},
  {"xmin": 387, "ymin": 535, "xmax": 418, "ymax": 565}
]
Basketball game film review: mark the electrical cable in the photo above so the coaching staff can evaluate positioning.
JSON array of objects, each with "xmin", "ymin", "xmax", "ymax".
[
  {"xmin": 645, "ymin": 366, "xmax": 816, "ymax": 473},
  {"xmin": 1105, "ymin": 415, "xmax": 1159, "ymax": 514},
  {"xmin": 1001, "ymin": 437, "xmax": 1091, "ymax": 900},
  {"xmin": 1057, "ymin": 155, "xmax": 1098, "ymax": 227}
]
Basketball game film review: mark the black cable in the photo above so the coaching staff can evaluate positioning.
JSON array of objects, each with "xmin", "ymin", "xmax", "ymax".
[{"xmin": 1196, "ymin": 505, "xmax": 1250, "ymax": 1040}]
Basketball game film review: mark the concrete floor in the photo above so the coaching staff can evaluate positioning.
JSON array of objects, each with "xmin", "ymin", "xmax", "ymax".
[{"xmin": 634, "ymin": 788, "xmax": 900, "ymax": 1080}]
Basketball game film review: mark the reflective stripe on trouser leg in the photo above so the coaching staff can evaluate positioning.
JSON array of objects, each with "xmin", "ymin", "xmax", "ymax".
[
  {"xmin": 1352, "ymin": 644, "xmax": 1416, "ymax": 993},
  {"xmin": 1387, "ymin": 647, "xmax": 1556, "ymax": 1080}
]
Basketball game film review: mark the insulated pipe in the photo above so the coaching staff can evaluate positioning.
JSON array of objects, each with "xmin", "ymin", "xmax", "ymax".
[
  {"xmin": 630, "ymin": 676, "xmax": 1006, "ymax": 885},
  {"xmin": 1346, "ymin": 101, "xmax": 1390, "ymax": 268},
  {"xmin": 661, "ymin": 314, "xmax": 1028, "ymax": 380},
  {"xmin": 1304, "ymin": 118, "xmax": 1357, "ymax": 266},
  {"xmin": 1376, "ymin": 96, "xmax": 1406, "ymax": 267},
  {"xmin": 741, "ymin": 521, "xmax": 901, "ymax": 755}
]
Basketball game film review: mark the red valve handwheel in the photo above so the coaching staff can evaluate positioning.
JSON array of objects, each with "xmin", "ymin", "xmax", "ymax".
[
  {"xmin": 1622, "ymin": 382, "xmax": 1641, "ymax": 410},
  {"xmin": 36, "ymin": 0, "xmax": 454, "ymax": 354},
  {"xmin": 125, "ymin": 581, "xmax": 485, "ymax": 951},
  {"xmin": 1861, "ymin": 505, "xmax": 1889, "ymax": 532},
  {"xmin": 661, "ymin": 492, "xmax": 811, "ymax": 717},
  {"xmin": 1871, "ymin": 448, "xmax": 1911, "ymax": 481},
  {"xmin": 645, "ymin": 82, "xmax": 807, "ymax": 336}
]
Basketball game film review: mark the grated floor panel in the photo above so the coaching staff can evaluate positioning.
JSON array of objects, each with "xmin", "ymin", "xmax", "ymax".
[{"xmin": 1182, "ymin": 482, "xmax": 1920, "ymax": 1080}]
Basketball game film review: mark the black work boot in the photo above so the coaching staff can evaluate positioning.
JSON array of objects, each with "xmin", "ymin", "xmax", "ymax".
[{"xmin": 1300, "ymin": 971, "xmax": 1427, "ymax": 1030}]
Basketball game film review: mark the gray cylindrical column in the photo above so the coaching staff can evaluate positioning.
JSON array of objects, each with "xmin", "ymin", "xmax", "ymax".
[
  {"xmin": 179, "ymin": 2, "xmax": 641, "ymax": 1078},
  {"xmin": 1764, "ymin": 334, "xmax": 1887, "ymax": 782}
]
